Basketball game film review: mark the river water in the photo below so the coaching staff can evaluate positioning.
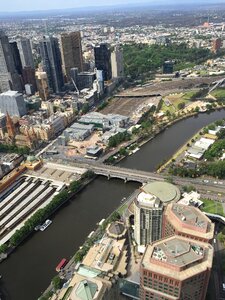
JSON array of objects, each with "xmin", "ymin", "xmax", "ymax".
[{"xmin": 0, "ymin": 109, "xmax": 225, "ymax": 300}]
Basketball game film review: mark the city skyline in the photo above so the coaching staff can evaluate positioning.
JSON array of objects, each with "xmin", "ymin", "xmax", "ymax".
[{"xmin": 0, "ymin": 0, "xmax": 219, "ymax": 12}]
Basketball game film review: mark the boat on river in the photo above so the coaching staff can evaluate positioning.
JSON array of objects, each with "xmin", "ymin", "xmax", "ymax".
[{"xmin": 39, "ymin": 219, "xmax": 52, "ymax": 231}]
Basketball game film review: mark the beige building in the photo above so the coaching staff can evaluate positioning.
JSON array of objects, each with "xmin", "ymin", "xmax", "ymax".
[
  {"xmin": 140, "ymin": 235, "xmax": 213, "ymax": 300},
  {"xmin": 35, "ymin": 70, "xmax": 49, "ymax": 101},
  {"xmin": 82, "ymin": 235, "xmax": 127, "ymax": 276},
  {"xmin": 162, "ymin": 203, "xmax": 215, "ymax": 243}
]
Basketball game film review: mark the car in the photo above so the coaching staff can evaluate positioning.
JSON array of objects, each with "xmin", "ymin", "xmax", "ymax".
[
  {"xmin": 203, "ymin": 180, "xmax": 209, "ymax": 183},
  {"xmin": 214, "ymin": 181, "xmax": 218, "ymax": 184}
]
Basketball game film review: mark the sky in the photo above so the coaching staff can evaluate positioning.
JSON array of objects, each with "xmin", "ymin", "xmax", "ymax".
[{"xmin": 0, "ymin": 0, "xmax": 219, "ymax": 12}]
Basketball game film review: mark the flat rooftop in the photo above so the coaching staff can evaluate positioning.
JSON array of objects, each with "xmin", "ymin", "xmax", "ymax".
[
  {"xmin": 0, "ymin": 90, "xmax": 20, "ymax": 97},
  {"xmin": 172, "ymin": 204, "xmax": 209, "ymax": 232},
  {"xmin": 142, "ymin": 236, "xmax": 213, "ymax": 280},
  {"xmin": 141, "ymin": 182, "xmax": 180, "ymax": 203},
  {"xmin": 165, "ymin": 203, "xmax": 214, "ymax": 239}
]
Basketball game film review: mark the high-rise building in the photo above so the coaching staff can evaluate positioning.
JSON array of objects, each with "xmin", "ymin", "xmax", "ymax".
[
  {"xmin": 111, "ymin": 46, "xmax": 124, "ymax": 79},
  {"xmin": 35, "ymin": 71, "xmax": 49, "ymax": 101},
  {"xmin": 17, "ymin": 38, "xmax": 34, "ymax": 68},
  {"xmin": 10, "ymin": 42, "xmax": 23, "ymax": 75},
  {"xmin": 22, "ymin": 66, "xmax": 37, "ymax": 91},
  {"xmin": 134, "ymin": 182, "xmax": 180, "ymax": 249},
  {"xmin": 94, "ymin": 44, "xmax": 112, "ymax": 81},
  {"xmin": 212, "ymin": 38, "xmax": 222, "ymax": 53},
  {"xmin": 6, "ymin": 112, "xmax": 16, "ymax": 138},
  {"xmin": 39, "ymin": 36, "xmax": 64, "ymax": 93},
  {"xmin": 162, "ymin": 203, "xmax": 215, "ymax": 243},
  {"xmin": 0, "ymin": 91, "xmax": 27, "ymax": 117},
  {"xmin": 60, "ymin": 31, "xmax": 83, "ymax": 80},
  {"xmin": 140, "ymin": 235, "xmax": 213, "ymax": 300},
  {"xmin": 0, "ymin": 31, "xmax": 22, "ymax": 92}
]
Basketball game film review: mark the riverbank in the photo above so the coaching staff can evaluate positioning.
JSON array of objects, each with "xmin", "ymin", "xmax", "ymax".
[
  {"xmin": 0, "ymin": 172, "xmax": 96, "ymax": 262},
  {"xmin": 3, "ymin": 108, "xmax": 225, "ymax": 300}
]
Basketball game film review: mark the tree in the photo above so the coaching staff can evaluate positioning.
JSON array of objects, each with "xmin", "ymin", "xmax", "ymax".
[
  {"xmin": 52, "ymin": 276, "xmax": 62, "ymax": 290},
  {"xmin": 82, "ymin": 103, "xmax": 89, "ymax": 114},
  {"xmin": 217, "ymin": 232, "xmax": 225, "ymax": 244},
  {"xmin": 195, "ymin": 106, "xmax": 200, "ymax": 113},
  {"xmin": 177, "ymin": 102, "xmax": 185, "ymax": 110},
  {"xmin": 0, "ymin": 244, "xmax": 8, "ymax": 254}
]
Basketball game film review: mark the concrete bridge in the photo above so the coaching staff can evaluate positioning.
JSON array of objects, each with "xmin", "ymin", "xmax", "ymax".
[
  {"xmin": 50, "ymin": 161, "xmax": 225, "ymax": 199},
  {"xmin": 88, "ymin": 164, "xmax": 163, "ymax": 183}
]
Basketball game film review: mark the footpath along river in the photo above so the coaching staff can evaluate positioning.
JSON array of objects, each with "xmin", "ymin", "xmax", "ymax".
[{"xmin": 0, "ymin": 109, "xmax": 225, "ymax": 300}]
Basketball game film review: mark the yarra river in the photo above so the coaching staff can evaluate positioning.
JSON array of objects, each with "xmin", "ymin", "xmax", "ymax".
[{"xmin": 0, "ymin": 109, "xmax": 225, "ymax": 300}]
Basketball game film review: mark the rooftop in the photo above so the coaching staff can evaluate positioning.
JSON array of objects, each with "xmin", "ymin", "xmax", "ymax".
[
  {"xmin": 142, "ymin": 236, "xmax": 213, "ymax": 280},
  {"xmin": 106, "ymin": 221, "xmax": 126, "ymax": 239},
  {"xmin": 141, "ymin": 182, "xmax": 180, "ymax": 204},
  {"xmin": 82, "ymin": 236, "xmax": 127, "ymax": 275},
  {"xmin": 0, "ymin": 90, "xmax": 21, "ymax": 97},
  {"xmin": 165, "ymin": 203, "xmax": 214, "ymax": 240}
]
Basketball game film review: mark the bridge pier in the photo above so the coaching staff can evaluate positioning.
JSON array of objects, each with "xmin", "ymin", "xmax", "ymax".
[
  {"xmin": 107, "ymin": 174, "xmax": 111, "ymax": 180},
  {"xmin": 124, "ymin": 178, "xmax": 127, "ymax": 183}
]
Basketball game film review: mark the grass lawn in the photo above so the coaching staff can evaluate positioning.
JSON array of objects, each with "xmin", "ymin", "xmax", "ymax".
[
  {"xmin": 182, "ymin": 90, "xmax": 198, "ymax": 101},
  {"xmin": 201, "ymin": 198, "xmax": 224, "ymax": 216},
  {"xmin": 211, "ymin": 87, "xmax": 225, "ymax": 100},
  {"xmin": 161, "ymin": 101, "xmax": 176, "ymax": 113},
  {"xmin": 173, "ymin": 97, "xmax": 190, "ymax": 109}
]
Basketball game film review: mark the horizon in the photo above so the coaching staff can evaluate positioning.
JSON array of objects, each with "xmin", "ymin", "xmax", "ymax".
[{"xmin": 0, "ymin": 0, "xmax": 220, "ymax": 13}]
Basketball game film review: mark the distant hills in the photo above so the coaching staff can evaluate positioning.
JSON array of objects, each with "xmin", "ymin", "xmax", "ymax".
[{"xmin": 0, "ymin": 1, "xmax": 224, "ymax": 18}]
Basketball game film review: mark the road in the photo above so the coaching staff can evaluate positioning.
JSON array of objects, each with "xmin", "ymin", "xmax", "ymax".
[{"xmin": 50, "ymin": 160, "xmax": 225, "ymax": 197}]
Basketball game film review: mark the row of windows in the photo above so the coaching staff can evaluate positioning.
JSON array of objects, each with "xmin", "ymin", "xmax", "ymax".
[{"xmin": 142, "ymin": 274, "xmax": 180, "ymax": 286}]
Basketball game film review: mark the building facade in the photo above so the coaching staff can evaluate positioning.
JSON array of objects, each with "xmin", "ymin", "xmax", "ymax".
[
  {"xmin": 134, "ymin": 182, "xmax": 181, "ymax": 248},
  {"xmin": 94, "ymin": 44, "xmax": 112, "ymax": 81},
  {"xmin": 140, "ymin": 235, "xmax": 213, "ymax": 300},
  {"xmin": 39, "ymin": 36, "xmax": 64, "ymax": 93},
  {"xmin": 111, "ymin": 46, "xmax": 124, "ymax": 79},
  {"xmin": 17, "ymin": 38, "xmax": 34, "ymax": 68},
  {"xmin": 60, "ymin": 31, "xmax": 83, "ymax": 80},
  {"xmin": 0, "ymin": 91, "xmax": 27, "ymax": 117},
  {"xmin": 162, "ymin": 203, "xmax": 215, "ymax": 243},
  {"xmin": 0, "ymin": 31, "xmax": 22, "ymax": 92}
]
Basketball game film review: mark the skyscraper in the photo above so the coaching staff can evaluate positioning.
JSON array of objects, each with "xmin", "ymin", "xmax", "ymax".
[
  {"xmin": 60, "ymin": 31, "xmax": 83, "ymax": 80},
  {"xmin": 10, "ymin": 42, "xmax": 23, "ymax": 75},
  {"xmin": 94, "ymin": 44, "xmax": 112, "ymax": 81},
  {"xmin": 111, "ymin": 46, "xmax": 124, "ymax": 79},
  {"xmin": 0, "ymin": 91, "xmax": 27, "ymax": 117},
  {"xmin": 134, "ymin": 182, "xmax": 180, "ymax": 249},
  {"xmin": 17, "ymin": 38, "xmax": 34, "ymax": 68},
  {"xmin": 140, "ymin": 235, "xmax": 213, "ymax": 300},
  {"xmin": 0, "ymin": 31, "xmax": 22, "ymax": 92},
  {"xmin": 39, "ymin": 36, "xmax": 64, "ymax": 93}
]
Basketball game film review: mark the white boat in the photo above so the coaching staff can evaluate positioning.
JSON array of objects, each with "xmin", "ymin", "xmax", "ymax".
[
  {"xmin": 39, "ymin": 219, "xmax": 52, "ymax": 231},
  {"xmin": 34, "ymin": 225, "xmax": 41, "ymax": 231}
]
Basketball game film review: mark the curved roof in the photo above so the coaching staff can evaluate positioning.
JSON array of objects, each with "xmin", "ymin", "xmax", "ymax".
[{"xmin": 141, "ymin": 182, "xmax": 180, "ymax": 203}]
